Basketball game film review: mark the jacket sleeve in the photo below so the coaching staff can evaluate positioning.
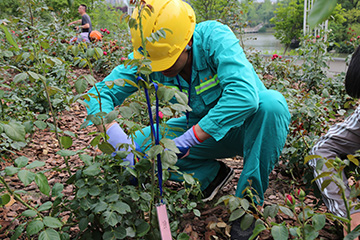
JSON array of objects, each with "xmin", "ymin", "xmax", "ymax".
[
  {"xmin": 85, "ymin": 58, "xmax": 138, "ymax": 118},
  {"xmin": 198, "ymin": 22, "xmax": 261, "ymax": 141}
]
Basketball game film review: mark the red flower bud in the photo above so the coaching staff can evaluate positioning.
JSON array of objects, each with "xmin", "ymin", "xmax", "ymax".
[
  {"xmin": 103, "ymin": 51, "xmax": 107, "ymax": 55},
  {"xmin": 316, "ymin": 35, "xmax": 320, "ymax": 39},
  {"xmin": 100, "ymin": 28, "xmax": 103, "ymax": 32},
  {"xmin": 104, "ymin": 28, "xmax": 107, "ymax": 32},
  {"xmin": 106, "ymin": 30, "xmax": 110, "ymax": 34},
  {"xmin": 285, "ymin": 194, "xmax": 295, "ymax": 206},
  {"xmin": 295, "ymin": 188, "xmax": 306, "ymax": 200}
]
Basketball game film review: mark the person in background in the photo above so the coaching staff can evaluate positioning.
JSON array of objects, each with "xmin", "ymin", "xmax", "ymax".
[
  {"xmin": 85, "ymin": 0, "xmax": 290, "ymax": 239},
  {"xmin": 68, "ymin": 4, "xmax": 92, "ymax": 43},
  {"xmin": 309, "ymin": 45, "xmax": 360, "ymax": 238}
]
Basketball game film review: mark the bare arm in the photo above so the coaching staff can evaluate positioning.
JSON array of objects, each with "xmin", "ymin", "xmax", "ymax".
[{"xmin": 68, "ymin": 19, "xmax": 81, "ymax": 26}]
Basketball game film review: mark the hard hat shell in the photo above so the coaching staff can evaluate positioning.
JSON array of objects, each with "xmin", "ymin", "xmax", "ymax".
[
  {"xmin": 90, "ymin": 30, "xmax": 102, "ymax": 41},
  {"xmin": 130, "ymin": 0, "xmax": 196, "ymax": 72}
]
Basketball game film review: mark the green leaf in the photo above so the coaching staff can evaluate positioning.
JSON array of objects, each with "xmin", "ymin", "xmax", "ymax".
[
  {"xmin": 35, "ymin": 172, "xmax": 50, "ymax": 196},
  {"xmin": 177, "ymin": 232, "xmax": 190, "ymax": 240},
  {"xmin": 249, "ymin": 224, "xmax": 266, "ymax": 240},
  {"xmin": 279, "ymin": 206, "xmax": 294, "ymax": 217},
  {"xmin": 0, "ymin": 194, "xmax": 11, "ymax": 206},
  {"xmin": 139, "ymin": 66, "xmax": 152, "ymax": 75},
  {"xmin": 83, "ymin": 162, "xmax": 101, "ymax": 176},
  {"xmin": 263, "ymin": 204, "xmax": 279, "ymax": 219},
  {"xmin": 112, "ymin": 201, "xmax": 131, "ymax": 214},
  {"xmin": 75, "ymin": 78, "xmax": 88, "ymax": 94},
  {"xmin": 88, "ymin": 185, "xmax": 101, "ymax": 196},
  {"xmin": 56, "ymin": 149, "xmax": 77, "ymax": 157},
  {"xmin": 43, "ymin": 217, "xmax": 63, "ymax": 228},
  {"xmin": 52, "ymin": 183, "xmax": 64, "ymax": 197},
  {"xmin": 174, "ymin": 91, "xmax": 188, "ymax": 105},
  {"xmin": 15, "ymin": 156, "xmax": 29, "ymax": 168},
  {"xmin": 140, "ymin": 192, "xmax": 152, "ymax": 201},
  {"xmin": 312, "ymin": 214, "xmax": 326, "ymax": 231},
  {"xmin": 93, "ymin": 201, "xmax": 108, "ymax": 213},
  {"xmin": 3, "ymin": 122, "xmax": 26, "ymax": 142},
  {"xmin": 124, "ymin": 79, "xmax": 139, "ymax": 88},
  {"xmin": 98, "ymin": 142, "xmax": 115, "ymax": 154},
  {"xmin": 104, "ymin": 110, "xmax": 119, "ymax": 124},
  {"xmin": 229, "ymin": 208, "xmax": 245, "ymax": 222},
  {"xmin": 27, "ymin": 71, "xmax": 40, "ymax": 80},
  {"xmin": 115, "ymin": 226, "xmax": 127, "ymax": 239},
  {"xmin": 26, "ymin": 160, "xmax": 45, "ymax": 169},
  {"xmin": 347, "ymin": 155, "xmax": 359, "ymax": 166},
  {"xmin": 5, "ymin": 166, "xmax": 20, "ymax": 176},
  {"xmin": 147, "ymin": 145, "xmax": 164, "ymax": 159},
  {"xmin": 136, "ymin": 220, "xmax": 150, "ymax": 237},
  {"xmin": 34, "ymin": 120, "xmax": 47, "ymax": 130},
  {"xmin": 40, "ymin": 41, "xmax": 50, "ymax": 49},
  {"xmin": 94, "ymin": 47, "xmax": 104, "ymax": 58},
  {"xmin": 103, "ymin": 211, "xmax": 119, "ymax": 227},
  {"xmin": 27, "ymin": 220, "xmax": 44, "ymax": 236},
  {"xmin": 84, "ymin": 74, "xmax": 96, "ymax": 86},
  {"xmin": 271, "ymin": 225, "xmax": 289, "ymax": 240},
  {"xmin": 38, "ymin": 201, "xmax": 52, "ymax": 212},
  {"xmin": 22, "ymin": 209, "xmax": 37, "ymax": 217},
  {"xmin": 38, "ymin": 229, "xmax": 61, "ymax": 240},
  {"xmin": 114, "ymin": 79, "xmax": 125, "ymax": 87},
  {"xmin": 240, "ymin": 214, "xmax": 254, "ymax": 231},
  {"xmin": 344, "ymin": 224, "xmax": 360, "ymax": 240},
  {"xmin": 60, "ymin": 136, "xmax": 73, "ymax": 149},
  {"xmin": 183, "ymin": 173, "xmax": 195, "ymax": 185},
  {"xmin": 304, "ymin": 155, "xmax": 322, "ymax": 165},
  {"xmin": 18, "ymin": 170, "xmax": 36, "ymax": 186},
  {"xmin": 160, "ymin": 138, "xmax": 179, "ymax": 152},
  {"xmin": 0, "ymin": 25, "xmax": 19, "ymax": 51},
  {"xmin": 11, "ymin": 224, "xmax": 25, "ymax": 240},
  {"xmin": 161, "ymin": 150, "xmax": 177, "ymax": 167},
  {"xmin": 13, "ymin": 72, "xmax": 28, "ymax": 83},
  {"xmin": 79, "ymin": 154, "xmax": 93, "ymax": 165},
  {"xmin": 193, "ymin": 209, "xmax": 201, "ymax": 217},
  {"xmin": 308, "ymin": 0, "xmax": 337, "ymax": 30}
]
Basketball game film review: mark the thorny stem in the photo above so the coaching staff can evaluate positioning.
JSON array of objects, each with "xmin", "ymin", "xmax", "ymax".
[
  {"xmin": 39, "ymin": 56, "xmax": 71, "ymax": 176},
  {"xmin": 0, "ymin": 176, "xmax": 42, "ymax": 216},
  {"xmin": 137, "ymin": 3, "xmax": 156, "ymax": 220},
  {"xmin": 339, "ymin": 170, "xmax": 352, "ymax": 233},
  {"xmin": 27, "ymin": 0, "xmax": 34, "ymax": 27}
]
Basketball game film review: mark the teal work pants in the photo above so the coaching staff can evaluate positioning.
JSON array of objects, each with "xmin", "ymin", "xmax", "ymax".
[{"xmin": 134, "ymin": 90, "xmax": 290, "ymax": 204}]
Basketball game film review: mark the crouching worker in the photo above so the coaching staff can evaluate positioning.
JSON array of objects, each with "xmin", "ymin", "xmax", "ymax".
[
  {"xmin": 309, "ymin": 45, "xmax": 360, "ymax": 237},
  {"xmin": 84, "ymin": 0, "xmax": 290, "ymax": 239}
]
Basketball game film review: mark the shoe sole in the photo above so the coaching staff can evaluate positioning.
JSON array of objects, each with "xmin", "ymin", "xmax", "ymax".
[{"xmin": 202, "ymin": 167, "xmax": 235, "ymax": 202}]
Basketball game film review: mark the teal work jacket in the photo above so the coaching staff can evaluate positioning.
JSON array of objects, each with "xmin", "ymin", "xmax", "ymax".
[{"xmin": 86, "ymin": 20, "xmax": 267, "ymax": 141}]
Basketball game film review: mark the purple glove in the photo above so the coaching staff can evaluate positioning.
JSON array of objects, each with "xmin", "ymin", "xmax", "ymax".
[
  {"xmin": 173, "ymin": 126, "xmax": 203, "ymax": 158},
  {"xmin": 106, "ymin": 123, "xmax": 137, "ymax": 166}
]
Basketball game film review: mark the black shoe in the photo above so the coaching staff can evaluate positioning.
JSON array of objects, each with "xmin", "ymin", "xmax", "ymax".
[
  {"xmin": 202, "ymin": 161, "xmax": 235, "ymax": 202},
  {"xmin": 230, "ymin": 217, "xmax": 256, "ymax": 240}
]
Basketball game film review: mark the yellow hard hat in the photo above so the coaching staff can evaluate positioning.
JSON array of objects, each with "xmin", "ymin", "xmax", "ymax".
[{"xmin": 130, "ymin": 0, "xmax": 196, "ymax": 72}]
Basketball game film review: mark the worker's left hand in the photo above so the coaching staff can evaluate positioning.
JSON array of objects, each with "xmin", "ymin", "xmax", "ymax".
[
  {"xmin": 173, "ymin": 126, "xmax": 202, "ymax": 159},
  {"xmin": 75, "ymin": 26, "xmax": 79, "ymax": 31}
]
